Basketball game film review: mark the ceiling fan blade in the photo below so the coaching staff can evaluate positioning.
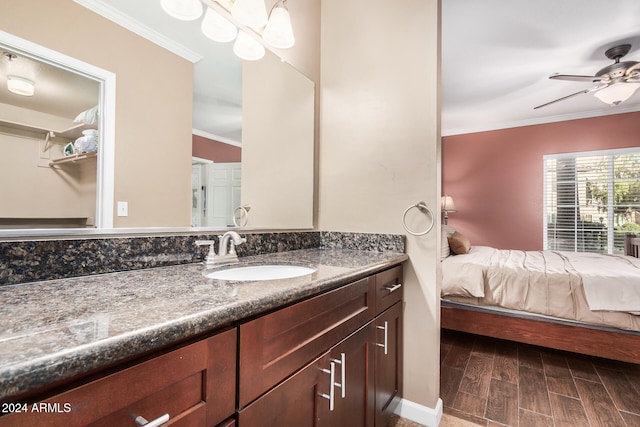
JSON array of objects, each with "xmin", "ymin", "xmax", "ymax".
[
  {"xmin": 533, "ymin": 87, "xmax": 597, "ymax": 109},
  {"xmin": 549, "ymin": 74, "xmax": 604, "ymax": 82}
]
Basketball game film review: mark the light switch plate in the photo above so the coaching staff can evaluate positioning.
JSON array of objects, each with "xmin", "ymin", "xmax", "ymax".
[{"xmin": 117, "ymin": 201, "xmax": 128, "ymax": 217}]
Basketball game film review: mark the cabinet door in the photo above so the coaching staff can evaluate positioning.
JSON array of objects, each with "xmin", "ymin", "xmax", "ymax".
[
  {"xmin": 238, "ymin": 325, "xmax": 374, "ymax": 427},
  {"xmin": 238, "ymin": 352, "xmax": 327, "ymax": 427},
  {"xmin": 319, "ymin": 325, "xmax": 374, "ymax": 427},
  {"xmin": 374, "ymin": 301, "xmax": 403, "ymax": 427}
]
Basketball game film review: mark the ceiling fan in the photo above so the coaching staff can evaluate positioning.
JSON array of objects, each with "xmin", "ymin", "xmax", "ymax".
[{"xmin": 534, "ymin": 44, "xmax": 640, "ymax": 109}]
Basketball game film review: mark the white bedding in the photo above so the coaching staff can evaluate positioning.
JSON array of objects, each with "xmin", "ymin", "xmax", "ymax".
[{"xmin": 442, "ymin": 246, "xmax": 640, "ymax": 331}]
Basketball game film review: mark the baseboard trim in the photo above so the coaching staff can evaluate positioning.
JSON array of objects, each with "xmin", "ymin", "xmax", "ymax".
[{"xmin": 394, "ymin": 397, "xmax": 443, "ymax": 426}]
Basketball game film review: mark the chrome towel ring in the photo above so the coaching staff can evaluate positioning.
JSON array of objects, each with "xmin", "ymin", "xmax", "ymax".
[
  {"xmin": 402, "ymin": 201, "xmax": 435, "ymax": 236},
  {"xmin": 233, "ymin": 205, "xmax": 251, "ymax": 227}
]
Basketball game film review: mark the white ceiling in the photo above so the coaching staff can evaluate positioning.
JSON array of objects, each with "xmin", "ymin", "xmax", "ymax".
[
  {"xmin": 78, "ymin": 0, "xmax": 640, "ymax": 139},
  {"xmin": 442, "ymin": 0, "xmax": 640, "ymax": 136}
]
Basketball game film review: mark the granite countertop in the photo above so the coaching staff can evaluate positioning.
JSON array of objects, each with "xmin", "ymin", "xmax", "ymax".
[{"xmin": 0, "ymin": 248, "xmax": 407, "ymax": 401}]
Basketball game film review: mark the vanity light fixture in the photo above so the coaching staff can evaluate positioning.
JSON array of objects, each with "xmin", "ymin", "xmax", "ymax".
[
  {"xmin": 160, "ymin": 0, "xmax": 204, "ymax": 20},
  {"xmin": 7, "ymin": 75, "xmax": 35, "ymax": 97},
  {"xmin": 263, "ymin": 0, "xmax": 295, "ymax": 49},
  {"xmin": 160, "ymin": 0, "xmax": 296, "ymax": 61},
  {"xmin": 233, "ymin": 30, "xmax": 266, "ymax": 61},
  {"xmin": 231, "ymin": 0, "xmax": 268, "ymax": 29},
  {"xmin": 201, "ymin": 6, "xmax": 238, "ymax": 42}
]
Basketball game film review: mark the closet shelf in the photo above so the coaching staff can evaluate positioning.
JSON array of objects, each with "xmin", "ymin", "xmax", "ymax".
[
  {"xmin": 0, "ymin": 119, "xmax": 95, "ymax": 141},
  {"xmin": 49, "ymin": 152, "xmax": 97, "ymax": 166}
]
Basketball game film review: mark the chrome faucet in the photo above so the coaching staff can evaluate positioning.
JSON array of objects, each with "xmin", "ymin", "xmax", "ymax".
[
  {"xmin": 218, "ymin": 231, "xmax": 246, "ymax": 257},
  {"xmin": 195, "ymin": 231, "xmax": 246, "ymax": 267}
]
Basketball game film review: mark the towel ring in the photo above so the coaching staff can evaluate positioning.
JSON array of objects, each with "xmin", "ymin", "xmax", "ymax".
[
  {"xmin": 233, "ymin": 205, "xmax": 250, "ymax": 227},
  {"xmin": 402, "ymin": 202, "xmax": 435, "ymax": 236}
]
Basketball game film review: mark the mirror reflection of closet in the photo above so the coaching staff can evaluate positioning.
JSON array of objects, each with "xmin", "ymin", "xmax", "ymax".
[{"xmin": 0, "ymin": 31, "xmax": 114, "ymax": 230}]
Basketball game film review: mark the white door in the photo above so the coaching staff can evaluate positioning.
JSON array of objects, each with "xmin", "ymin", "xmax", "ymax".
[{"xmin": 208, "ymin": 162, "xmax": 241, "ymax": 227}]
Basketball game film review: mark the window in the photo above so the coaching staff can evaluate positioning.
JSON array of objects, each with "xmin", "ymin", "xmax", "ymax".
[{"xmin": 544, "ymin": 148, "xmax": 640, "ymax": 254}]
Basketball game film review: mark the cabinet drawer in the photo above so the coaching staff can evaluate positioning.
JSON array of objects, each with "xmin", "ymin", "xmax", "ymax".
[
  {"xmin": 238, "ymin": 277, "xmax": 375, "ymax": 407},
  {"xmin": 375, "ymin": 265, "xmax": 403, "ymax": 314},
  {"xmin": 0, "ymin": 328, "xmax": 237, "ymax": 427}
]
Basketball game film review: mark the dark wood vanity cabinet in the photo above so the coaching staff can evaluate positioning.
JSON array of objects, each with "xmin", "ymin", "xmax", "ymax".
[
  {"xmin": 238, "ymin": 264, "xmax": 403, "ymax": 427},
  {"xmin": 0, "ymin": 263, "xmax": 403, "ymax": 427},
  {"xmin": 0, "ymin": 328, "xmax": 237, "ymax": 427}
]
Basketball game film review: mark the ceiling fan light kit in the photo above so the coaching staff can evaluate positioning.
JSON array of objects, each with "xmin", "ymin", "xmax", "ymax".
[
  {"xmin": 594, "ymin": 82, "xmax": 640, "ymax": 106},
  {"xmin": 161, "ymin": 0, "xmax": 295, "ymax": 61},
  {"xmin": 535, "ymin": 44, "xmax": 640, "ymax": 109}
]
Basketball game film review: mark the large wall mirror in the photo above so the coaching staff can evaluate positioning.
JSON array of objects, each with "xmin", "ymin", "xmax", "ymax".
[
  {"xmin": 0, "ymin": 30, "xmax": 115, "ymax": 233},
  {"xmin": 0, "ymin": 0, "xmax": 314, "ymax": 238}
]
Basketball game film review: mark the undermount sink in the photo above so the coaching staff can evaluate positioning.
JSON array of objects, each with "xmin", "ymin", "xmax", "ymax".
[{"xmin": 205, "ymin": 264, "xmax": 316, "ymax": 281}]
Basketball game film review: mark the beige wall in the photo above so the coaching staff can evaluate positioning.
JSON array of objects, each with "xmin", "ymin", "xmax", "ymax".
[
  {"xmin": 319, "ymin": 0, "xmax": 442, "ymax": 414},
  {"xmin": 242, "ymin": 52, "xmax": 315, "ymax": 229},
  {"xmin": 1, "ymin": 0, "xmax": 193, "ymax": 228}
]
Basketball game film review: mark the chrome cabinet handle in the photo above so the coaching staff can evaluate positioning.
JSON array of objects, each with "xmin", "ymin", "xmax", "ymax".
[
  {"xmin": 331, "ymin": 352, "xmax": 346, "ymax": 398},
  {"xmin": 134, "ymin": 413, "xmax": 170, "ymax": 427},
  {"xmin": 319, "ymin": 362, "xmax": 336, "ymax": 411},
  {"xmin": 376, "ymin": 321, "xmax": 388, "ymax": 355},
  {"xmin": 383, "ymin": 283, "xmax": 402, "ymax": 293}
]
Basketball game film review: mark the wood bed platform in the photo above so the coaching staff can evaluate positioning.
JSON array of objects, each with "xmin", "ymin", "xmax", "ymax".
[
  {"xmin": 441, "ymin": 301, "xmax": 640, "ymax": 364},
  {"xmin": 441, "ymin": 234, "xmax": 640, "ymax": 364}
]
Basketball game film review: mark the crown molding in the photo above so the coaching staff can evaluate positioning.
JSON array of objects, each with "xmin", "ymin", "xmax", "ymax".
[
  {"xmin": 442, "ymin": 104, "xmax": 640, "ymax": 136},
  {"xmin": 73, "ymin": 0, "xmax": 202, "ymax": 63},
  {"xmin": 192, "ymin": 128, "xmax": 242, "ymax": 147}
]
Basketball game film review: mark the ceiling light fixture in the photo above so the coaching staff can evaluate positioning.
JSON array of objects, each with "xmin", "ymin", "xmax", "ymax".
[
  {"xmin": 263, "ymin": 0, "xmax": 295, "ymax": 49},
  {"xmin": 160, "ymin": 0, "xmax": 203, "ymax": 21},
  {"xmin": 7, "ymin": 75, "xmax": 35, "ymax": 97},
  {"xmin": 594, "ymin": 82, "xmax": 640, "ymax": 106},
  {"xmin": 160, "ymin": 0, "xmax": 295, "ymax": 61}
]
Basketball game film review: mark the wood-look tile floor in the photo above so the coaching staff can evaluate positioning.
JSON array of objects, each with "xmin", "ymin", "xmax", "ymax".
[{"xmin": 440, "ymin": 329, "xmax": 640, "ymax": 427}]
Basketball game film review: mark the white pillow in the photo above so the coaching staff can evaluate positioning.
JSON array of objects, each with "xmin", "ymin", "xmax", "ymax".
[{"xmin": 440, "ymin": 225, "xmax": 456, "ymax": 260}]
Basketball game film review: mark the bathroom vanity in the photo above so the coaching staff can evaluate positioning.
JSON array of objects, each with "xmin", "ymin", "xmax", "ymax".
[{"xmin": 0, "ymin": 248, "xmax": 406, "ymax": 427}]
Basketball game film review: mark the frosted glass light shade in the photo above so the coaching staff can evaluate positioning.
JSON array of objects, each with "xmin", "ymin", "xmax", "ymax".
[
  {"xmin": 263, "ymin": 3, "xmax": 295, "ymax": 49},
  {"xmin": 161, "ymin": 0, "xmax": 203, "ymax": 21},
  {"xmin": 233, "ymin": 30, "xmax": 265, "ymax": 60},
  {"xmin": 7, "ymin": 75, "xmax": 34, "ymax": 96},
  {"xmin": 231, "ymin": 0, "xmax": 268, "ymax": 29},
  {"xmin": 594, "ymin": 82, "xmax": 640, "ymax": 105},
  {"xmin": 201, "ymin": 7, "xmax": 238, "ymax": 42}
]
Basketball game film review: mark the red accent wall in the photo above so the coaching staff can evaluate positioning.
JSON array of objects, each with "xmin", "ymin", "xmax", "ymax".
[
  {"xmin": 442, "ymin": 111, "xmax": 640, "ymax": 251},
  {"xmin": 192, "ymin": 134, "xmax": 241, "ymax": 162}
]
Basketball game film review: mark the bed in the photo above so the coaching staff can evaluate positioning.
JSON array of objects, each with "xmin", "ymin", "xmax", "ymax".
[{"xmin": 441, "ymin": 232, "xmax": 640, "ymax": 363}]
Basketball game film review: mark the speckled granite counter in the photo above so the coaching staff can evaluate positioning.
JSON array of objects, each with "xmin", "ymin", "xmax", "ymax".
[{"xmin": 0, "ymin": 248, "xmax": 407, "ymax": 401}]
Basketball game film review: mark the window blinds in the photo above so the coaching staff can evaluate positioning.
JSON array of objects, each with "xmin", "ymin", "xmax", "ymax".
[{"xmin": 543, "ymin": 147, "xmax": 640, "ymax": 254}]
